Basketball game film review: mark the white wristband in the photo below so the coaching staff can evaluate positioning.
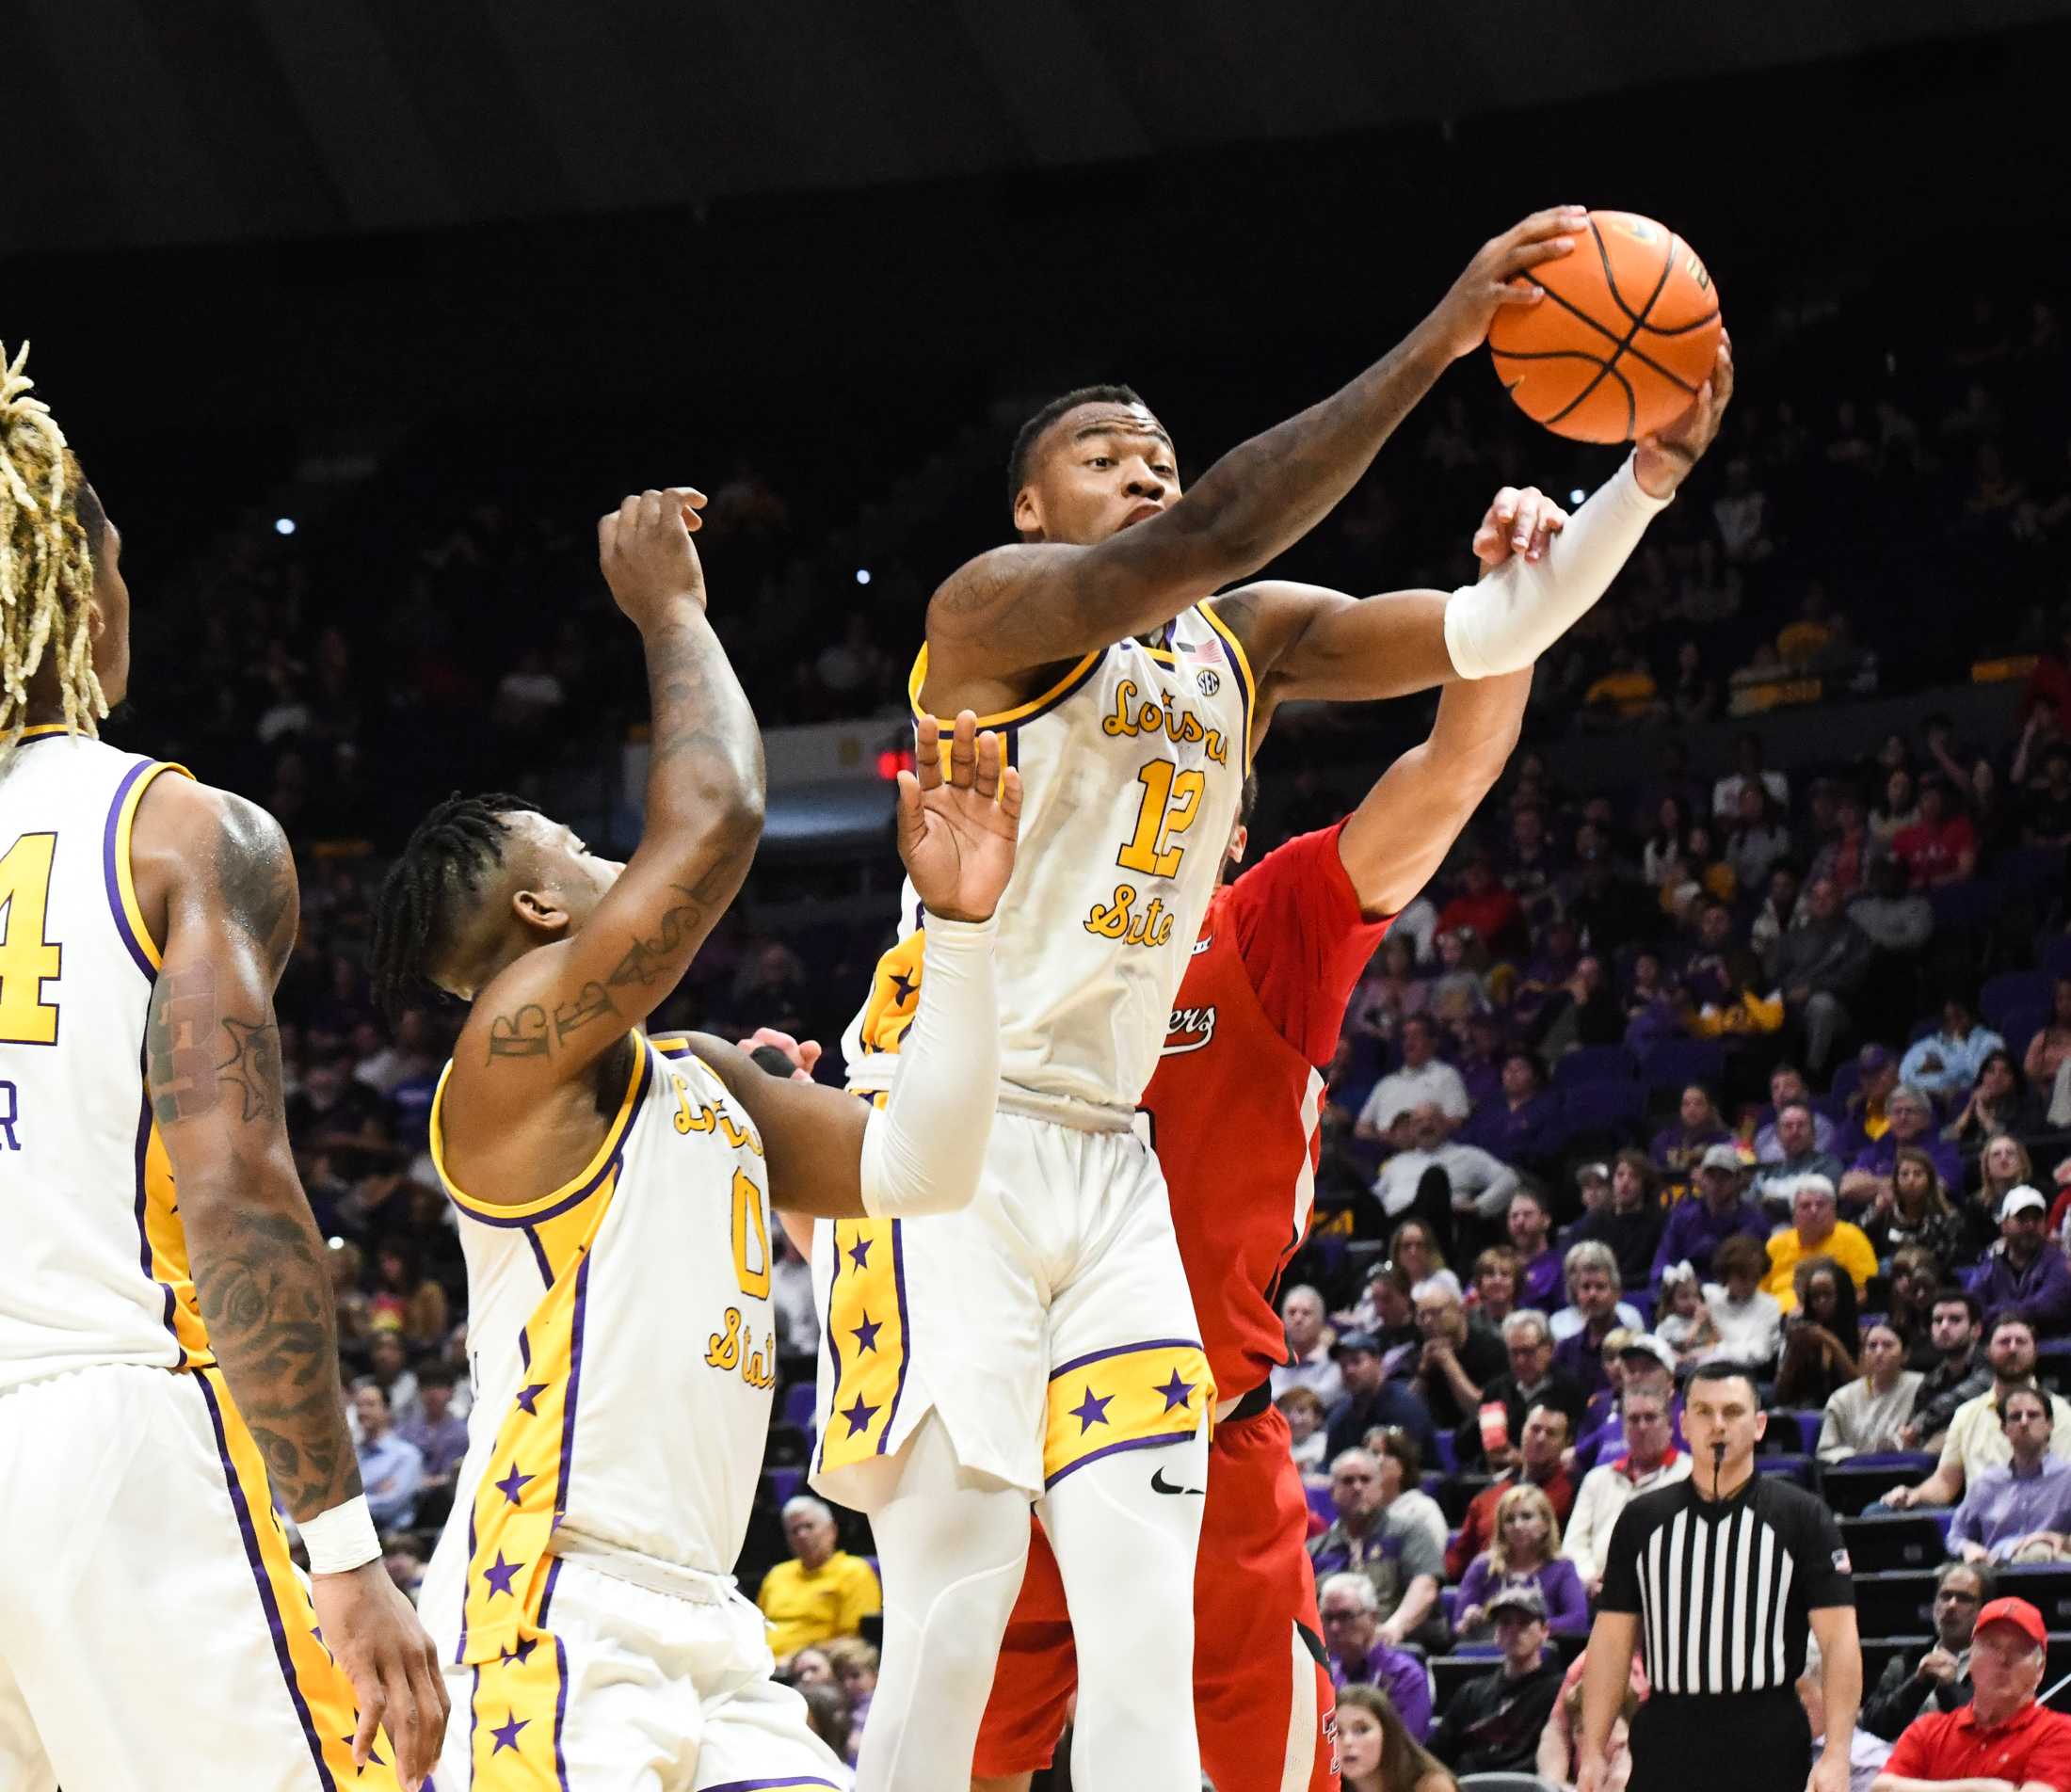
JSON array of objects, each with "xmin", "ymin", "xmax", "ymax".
[{"xmin": 301, "ymin": 1495, "xmax": 382, "ymax": 1575}]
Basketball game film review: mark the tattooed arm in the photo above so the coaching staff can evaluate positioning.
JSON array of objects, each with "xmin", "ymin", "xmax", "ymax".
[
  {"xmin": 923, "ymin": 207, "xmax": 1586, "ymax": 705},
  {"xmin": 134, "ymin": 777, "xmax": 359, "ymax": 1519},
  {"xmin": 453, "ymin": 488, "xmax": 764, "ymax": 1100},
  {"xmin": 133, "ymin": 775, "xmax": 449, "ymax": 1784}
]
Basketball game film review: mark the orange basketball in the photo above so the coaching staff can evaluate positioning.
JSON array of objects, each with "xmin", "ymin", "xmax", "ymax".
[{"xmin": 1488, "ymin": 211, "xmax": 1722, "ymax": 443}]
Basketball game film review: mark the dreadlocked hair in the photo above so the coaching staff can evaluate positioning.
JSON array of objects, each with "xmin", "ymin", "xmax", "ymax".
[
  {"xmin": 371, "ymin": 792, "xmax": 538, "ymax": 1023},
  {"xmin": 0, "ymin": 342, "xmax": 108, "ymax": 775}
]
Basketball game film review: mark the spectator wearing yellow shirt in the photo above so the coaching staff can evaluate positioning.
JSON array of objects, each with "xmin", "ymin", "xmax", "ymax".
[
  {"xmin": 1763, "ymin": 1176, "xmax": 1880, "ymax": 1312},
  {"xmin": 757, "ymin": 1496, "xmax": 882, "ymax": 1661}
]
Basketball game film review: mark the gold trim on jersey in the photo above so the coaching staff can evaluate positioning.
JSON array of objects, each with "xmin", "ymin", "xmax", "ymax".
[
  {"xmin": 113, "ymin": 760, "xmax": 193, "ymax": 971},
  {"xmin": 453, "ymin": 1167, "xmax": 619, "ymax": 1669},
  {"xmin": 907, "ymin": 644, "xmax": 1106, "ymax": 729},
  {"xmin": 428, "ymin": 1034, "xmax": 650, "ymax": 1224},
  {"xmin": 855, "ymin": 930, "xmax": 923, "ymax": 1058},
  {"xmin": 1195, "ymin": 599, "xmax": 1257, "ymax": 773},
  {"xmin": 194, "ymin": 1366, "xmax": 405, "ymax": 1787},
  {"xmin": 141, "ymin": 1116, "xmax": 213, "ymax": 1368},
  {"xmin": 1042, "ymin": 1338, "xmax": 1215, "ymax": 1488},
  {"xmin": 817, "ymin": 1210, "xmax": 910, "ymax": 1475}
]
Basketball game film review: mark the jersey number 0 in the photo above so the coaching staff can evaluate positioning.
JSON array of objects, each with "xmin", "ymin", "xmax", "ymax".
[{"xmin": 0, "ymin": 833, "xmax": 62, "ymax": 1046}]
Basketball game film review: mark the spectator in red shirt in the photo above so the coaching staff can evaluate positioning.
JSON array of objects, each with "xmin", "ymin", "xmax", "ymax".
[
  {"xmin": 1872, "ymin": 1596, "xmax": 2071, "ymax": 1791},
  {"xmin": 1890, "ymin": 777, "xmax": 1979, "ymax": 889},
  {"xmin": 1437, "ymin": 853, "xmax": 1526, "ymax": 955}
]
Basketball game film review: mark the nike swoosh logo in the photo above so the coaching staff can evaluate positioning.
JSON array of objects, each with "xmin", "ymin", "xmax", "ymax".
[{"xmin": 1150, "ymin": 1467, "xmax": 1205, "ymax": 1496}]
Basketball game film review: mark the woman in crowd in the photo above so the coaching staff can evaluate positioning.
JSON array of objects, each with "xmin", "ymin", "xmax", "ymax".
[
  {"xmin": 1968, "ymin": 1132, "xmax": 2036, "ymax": 1253},
  {"xmin": 2022, "ymin": 977, "xmax": 2071, "ymax": 1087},
  {"xmin": 1364, "ymin": 1426, "xmax": 1448, "ymax": 1554},
  {"xmin": 366, "ymin": 1236, "xmax": 448, "ymax": 1350},
  {"xmin": 1883, "ymin": 1243, "xmax": 1950, "ymax": 1368},
  {"xmin": 1725, "ymin": 784, "xmax": 1792, "ymax": 894},
  {"xmin": 1649, "ymin": 1083, "xmax": 1731, "ymax": 1182},
  {"xmin": 1335, "ymin": 1685, "xmax": 1456, "ymax": 1792},
  {"xmin": 1944, "ymin": 1048, "xmax": 2041, "ymax": 1149},
  {"xmin": 1389, "ymin": 1219, "xmax": 1460, "ymax": 1301},
  {"xmin": 1352, "ymin": 934, "xmax": 1430, "ymax": 1039},
  {"xmin": 1871, "ymin": 764, "xmax": 1920, "ymax": 843},
  {"xmin": 1468, "ymin": 1245, "xmax": 1520, "ymax": 1331},
  {"xmin": 1774, "ymin": 1256, "xmax": 1862, "ymax": 1409},
  {"xmin": 1428, "ymin": 926, "xmax": 1492, "ymax": 1027},
  {"xmin": 1453, "ymin": 1483, "xmax": 1590, "ymax": 1639},
  {"xmin": 1816, "ymin": 1317, "xmax": 1923, "ymax": 1462},
  {"xmin": 1279, "ymin": 1386, "xmax": 1330, "ymax": 1477},
  {"xmin": 1702, "ymin": 1232, "xmax": 1784, "ymax": 1368},
  {"xmin": 1642, "ymin": 795, "xmax": 1690, "ymax": 889},
  {"xmin": 1861, "ymin": 1146, "xmax": 1968, "ymax": 1267}
]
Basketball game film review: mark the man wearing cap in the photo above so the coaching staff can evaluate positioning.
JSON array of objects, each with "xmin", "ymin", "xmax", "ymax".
[
  {"xmin": 1564, "ymin": 1382, "xmax": 1690, "ymax": 1599},
  {"xmin": 1651, "ymin": 1143, "xmax": 1770, "ymax": 1289},
  {"xmin": 1948, "ymin": 1386, "xmax": 2071, "ymax": 1562},
  {"xmin": 1765, "ymin": 1175, "xmax": 1881, "ymax": 1310},
  {"xmin": 1967, "ymin": 1188, "xmax": 2071, "ymax": 1339},
  {"xmin": 1836, "ymin": 1044, "xmax": 1902, "ymax": 1158},
  {"xmin": 1572, "ymin": 1337, "xmax": 1688, "ymax": 1477},
  {"xmin": 1871, "ymin": 1596, "xmax": 2071, "ymax": 1791},
  {"xmin": 1322, "ymin": 1329, "xmax": 1437, "ymax": 1464},
  {"xmin": 1426, "ymin": 1583, "xmax": 1565, "ymax": 1777}
]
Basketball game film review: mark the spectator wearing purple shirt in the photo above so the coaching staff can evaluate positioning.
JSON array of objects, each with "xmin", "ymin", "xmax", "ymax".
[
  {"xmin": 1651, "ymin": 1144, "xmax": 1771, "ymax": 1288},
  {"xmin": 1967, "ymin": 1187, "xmax": 2071, "ymax": 1339},
  {"xmin": 1571, "ymin": 1337, "xmax": 1689, "ymax": 1476},
  {"xmin": 1648, "ymin": 1084, "xmax": 1733, "ymax": 1183},
  {"xmin": 1453, "ymin": 1482, "xmax": 1592, "ymax": 1638},
  {"xmin": 1318, "ymin": 1572, "xmax": 1434, "ymax": 1738},
  {"xmin": 1462, "ymin": 1049, "xmax": 1564, "ymax": 1169},
  {"xmin": 398, "ymin": 1361, "xmax": 470, "ymax": 1493},
  {"xmin": 1504, "ymin": 1187, "xmax": 1565, "ymax": 1312},
  {"xmin": 1949, "ymin": 1385, "xmax": 2071, "ymax": 1560},
  {"xmin": 1840, "ymin": 1082, "xmax": 1961, "ymax": 1206}
]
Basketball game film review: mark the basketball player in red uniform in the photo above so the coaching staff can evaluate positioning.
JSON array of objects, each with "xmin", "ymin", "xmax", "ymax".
[{"xmin": 967, "ymin": 491, "xmax": 1552, "ymax": 1792}]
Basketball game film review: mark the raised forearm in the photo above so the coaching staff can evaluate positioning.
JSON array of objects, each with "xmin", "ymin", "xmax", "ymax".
[{"xmin": 638, "ymin": 599, "xmax": 765, "ymax": 847}]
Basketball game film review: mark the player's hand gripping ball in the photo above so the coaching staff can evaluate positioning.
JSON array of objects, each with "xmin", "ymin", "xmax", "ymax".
[{"xmin": 1489, "ymin": 211, "xmax": 1722, "ymax": 443}]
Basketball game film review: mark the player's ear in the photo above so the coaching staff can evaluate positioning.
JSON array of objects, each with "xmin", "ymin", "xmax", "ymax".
[
  {"xmin": 1012, "ymin": 484, "xmax": 1043, "ymax": 538},
  {"xmin": 511, "ymin": 886, "xmax": 571, "ymax": 938},
  {"xmin": 1228, "ymin": 824, "xmax": 1248, "ymax": 868}
]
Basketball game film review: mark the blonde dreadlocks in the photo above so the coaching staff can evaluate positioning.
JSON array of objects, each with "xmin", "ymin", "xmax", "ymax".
[{"xmin": 0, "ymin": 341, "xmax": 108, "ymax": 775}]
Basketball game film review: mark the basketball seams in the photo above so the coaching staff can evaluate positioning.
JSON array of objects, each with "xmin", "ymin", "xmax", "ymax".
[
  {"xmin": 1516, "ymin": 284, "xmax": 1705, "ymax": 398},
  {"xmin": 1541, "ymin": 242, "xmax": 1677, "ymax": 435}
]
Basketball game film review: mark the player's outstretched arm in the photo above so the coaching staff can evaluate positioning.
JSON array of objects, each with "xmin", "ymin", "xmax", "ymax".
[
  {"xmin": 135, "ymin": 776, "xmax": 448, "ymax": 1785},
  {"xmin": 697, "ymin": 712, "xmax": 1019, "ymax": 1220},
  {"xmin": 926, "ymin": 206, "xmax": 1588, "ymax": 682},
  {"xmin": 1332, "ymin": 489, "xmax": 1553, "ymax": 915},
  {"xmin": 1215, "ymin": 340, "xmax": 1735, "ymax": 724},
  {"xmin": 457, "ymin": 488, "xmax": 764, "ymax": 1096}
]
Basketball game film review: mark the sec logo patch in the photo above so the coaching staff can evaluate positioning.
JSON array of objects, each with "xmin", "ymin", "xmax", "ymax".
[{"xmin": 1196, "ymin": 669, "xmax": 1220, "ymax": 696}]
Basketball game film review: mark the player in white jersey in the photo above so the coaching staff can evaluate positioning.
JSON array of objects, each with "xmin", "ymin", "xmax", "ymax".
[
  {"xmin": 0, "ymin": 342, "xmax": 446, "ymax": 1790},
  {"xmin": 823, "ymin": 209, "xmax": 1736, "ymax": 1792},
  {"xmin": 368, "ymin": 485, "xmax": 1022, "ymax": 1791}
]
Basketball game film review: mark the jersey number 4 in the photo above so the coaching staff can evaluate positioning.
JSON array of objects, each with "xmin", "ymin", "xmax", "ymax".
[
  {"xmin": 0, "ymin": 833, "xmax": 61, "ymax": 1046},
  {"xmin": 1116, "ymin": 760, "xmax": 1204, "ymax": 879}
]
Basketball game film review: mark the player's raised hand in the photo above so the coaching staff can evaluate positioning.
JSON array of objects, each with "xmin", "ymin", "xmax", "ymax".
[
  {"xmin": 1472, "ymin": 485, "xmax": 1569, "ymax": 573},
  {"xmin": 1634, "ymin": 333, "xmax": 1736, "ymax": 497},
  {"xmin": 310, "ymin": 1559, "xmax": 450, "ymax": 1789},
  {"xmin": 898, "ymin": 711, "xmax": 1022, "ymax": 923},
  {"xmin": 1428, "ymin": 206, "xmax": 1591, "ymax": 361},
  {"xmin": 598, "ymin": 486, "xmax": 708, "ymax": 624}
]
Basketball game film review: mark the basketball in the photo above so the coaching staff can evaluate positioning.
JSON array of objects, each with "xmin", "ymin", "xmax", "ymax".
[{"xmin": 1489, "ymin": 210, "xmax": 1723, "ymax": 443}]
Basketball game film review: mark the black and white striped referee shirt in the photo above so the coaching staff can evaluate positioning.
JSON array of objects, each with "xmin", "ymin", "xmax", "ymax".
[{"xmin": 1597, "ymin": 1473, "xmax": 1855, "ymax": 1696}]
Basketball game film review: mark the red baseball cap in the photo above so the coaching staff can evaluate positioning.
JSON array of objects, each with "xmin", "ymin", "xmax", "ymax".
[{"xmin": 1974, "ymin": 1596, "xmax": 2047, "ymax": 1649}]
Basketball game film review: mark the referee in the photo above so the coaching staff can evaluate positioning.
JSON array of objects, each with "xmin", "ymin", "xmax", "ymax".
[{"xmin": 1578, "ymin": 1360, "xmax": 1863, "ymax": 1792}]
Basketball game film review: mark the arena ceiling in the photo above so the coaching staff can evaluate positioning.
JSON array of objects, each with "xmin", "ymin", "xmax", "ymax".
[{"xmin": 8, "ymin": 0, "xmax": 2068, "ymax": 258}]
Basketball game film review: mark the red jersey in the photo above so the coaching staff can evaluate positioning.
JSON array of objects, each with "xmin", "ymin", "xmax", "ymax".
[{"xmin": 1142, "ymin": 823, "xmax": 1389, "ymax": 1403}]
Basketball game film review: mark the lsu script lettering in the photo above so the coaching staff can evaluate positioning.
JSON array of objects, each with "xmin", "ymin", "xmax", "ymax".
[{"xmin": 1100, "ymin": 678, "xmax": 1228, "ymax": 766}]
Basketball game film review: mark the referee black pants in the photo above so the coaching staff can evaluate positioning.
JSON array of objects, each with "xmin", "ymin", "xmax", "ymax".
[{"xmin": 1630, "ymin": 1688, "xmax": 1809, "ymax": 1792}]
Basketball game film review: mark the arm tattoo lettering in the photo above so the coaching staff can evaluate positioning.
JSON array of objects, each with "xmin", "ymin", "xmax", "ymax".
[
  {"xmin": 553, "ymin": 981, "xmax": 616, "ymax": 1044},
  {"xmin": 487, "ymin": 1005, "xmax": 552, "ymax": 1062},
  {"xmin": 607, "ymin": 885, "xmax": 704, "ymax": 989}
]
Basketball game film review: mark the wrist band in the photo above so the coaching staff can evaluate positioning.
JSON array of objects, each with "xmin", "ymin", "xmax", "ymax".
[{"xmin": 301, "ymin": 1495, "xmax": 381, "ymax": 1575}]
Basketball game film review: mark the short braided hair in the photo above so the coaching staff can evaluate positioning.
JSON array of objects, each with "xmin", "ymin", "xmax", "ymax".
[
  {"xmin": 371, "ymin": 792, "xmax": 537, "ymax": 1020},
  {"xmin": 0, "ymin": 343, "xmax": 108, "ymax": 774}
]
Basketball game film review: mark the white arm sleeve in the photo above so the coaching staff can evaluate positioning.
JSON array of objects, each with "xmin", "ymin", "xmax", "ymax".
[
  {"xmin": 858, "ymin": 912, "xmax": 1001, "ymax": 1219},
  {"xmin": 1441, "ymin": 453, "xmax": 1672, "ymax": 680}
]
